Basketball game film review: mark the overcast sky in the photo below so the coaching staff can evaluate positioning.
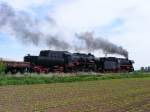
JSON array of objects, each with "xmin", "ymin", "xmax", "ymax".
[{"xmin": 0, "ymin": 0, "xmax": 150, "ymax": 69}]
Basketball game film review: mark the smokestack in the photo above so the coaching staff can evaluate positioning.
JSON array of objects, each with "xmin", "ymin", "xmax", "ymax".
[{"xmin": 76, "ymin": 32, "xmax": 128, "ymax": 58}]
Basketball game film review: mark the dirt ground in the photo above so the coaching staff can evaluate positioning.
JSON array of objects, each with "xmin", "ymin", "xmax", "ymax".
[{"xmin": 0, "ymin": 78, "xmax": 150, "ymax": 112}]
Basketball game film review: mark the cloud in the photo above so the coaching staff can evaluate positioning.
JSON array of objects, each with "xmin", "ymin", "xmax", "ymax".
[
  {"xmin": 1, "ymin": 0, "xmax": 51, "ymax": 10},
  {"xmin": 53, "ymin": 0, "xmax": 138, "ymax": 30}
]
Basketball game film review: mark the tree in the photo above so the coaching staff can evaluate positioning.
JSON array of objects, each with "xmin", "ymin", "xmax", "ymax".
[{"xmin": 0, "ymin": 60, "xmax": 6, "ymax": 74}]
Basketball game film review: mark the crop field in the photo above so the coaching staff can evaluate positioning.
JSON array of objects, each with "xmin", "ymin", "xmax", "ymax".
[{"xmin": 0, "ymin": 76, "xmax": 150, "ymax": 112}]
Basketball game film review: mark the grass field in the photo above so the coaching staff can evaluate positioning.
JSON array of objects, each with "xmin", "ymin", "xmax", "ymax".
[
  {"xmin": 0, "ymin": 76, "xmax": 150, "ymax": 112},
  {"xmin": 0, "ymin": 72, "xmax": 150, "ymax": 85}
]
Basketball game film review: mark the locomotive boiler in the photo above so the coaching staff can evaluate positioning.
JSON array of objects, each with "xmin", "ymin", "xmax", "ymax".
[{"xmin": 96, "ymin": 57, "xmax": 134, "ymax": 72}]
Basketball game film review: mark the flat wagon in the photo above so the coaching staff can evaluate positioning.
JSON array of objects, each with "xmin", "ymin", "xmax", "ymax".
[{"xmin": 3, "ymin": 61, "xmax": 30, "ymax": 74}]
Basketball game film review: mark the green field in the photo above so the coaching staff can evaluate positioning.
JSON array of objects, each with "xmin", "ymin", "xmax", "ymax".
[
  {"xmin": 0, "ymin": 72, "xmax": 150, "ymax": 85},
  {"xmin": 0, "ymin": 74, "xmax": 150, "ymax": 112}
]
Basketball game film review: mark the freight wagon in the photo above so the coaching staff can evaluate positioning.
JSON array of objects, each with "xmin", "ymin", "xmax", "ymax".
[{"xmin": 2, "ymin": 61, "xmax": 30, "ymax": 74}]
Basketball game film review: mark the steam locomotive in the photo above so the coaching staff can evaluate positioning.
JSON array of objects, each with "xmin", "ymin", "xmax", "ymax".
[{"xmin": 22, "ymin": 50, "xmax": 134, "ymax": 73}]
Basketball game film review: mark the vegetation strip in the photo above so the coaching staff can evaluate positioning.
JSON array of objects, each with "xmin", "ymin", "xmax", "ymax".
[{"xmin": 0, "ymin": 72, "xmax": 149, "ymax": 86}]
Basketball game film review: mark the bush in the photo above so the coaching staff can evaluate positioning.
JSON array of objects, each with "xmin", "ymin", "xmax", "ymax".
[{"xmin": 0, "ymin": 61, "xmax": 6, "ymax": 74}]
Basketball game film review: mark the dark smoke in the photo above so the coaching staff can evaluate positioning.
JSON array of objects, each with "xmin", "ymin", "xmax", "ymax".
[
  {"xmin": 76, "ymin": 32, "xmax": 128, "ymax": 58},
  {"xmin": 0, "ymin": 2, "xmax": 65, "ymax": 47},
  {"xmin": 0, "ymin": 3, "xmax": 128, "ymax": 57},
  {"xmin": 46, "ymin": 35, "xmax": 71, "ymax": 50},
  {"xmin": 0, "ymin": 3, "xmax": 43, "ymax": 45}
]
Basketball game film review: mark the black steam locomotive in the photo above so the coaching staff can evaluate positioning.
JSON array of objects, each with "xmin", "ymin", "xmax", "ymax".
[{"xmin": 24, "ymin": 50, "xmax": 134, "ymax": 73}]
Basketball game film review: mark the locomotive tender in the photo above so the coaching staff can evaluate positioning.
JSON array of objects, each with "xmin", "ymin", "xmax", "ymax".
[{"xmin": 23, "ymin": 50, "xmax": 134, "ymax": 73}]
